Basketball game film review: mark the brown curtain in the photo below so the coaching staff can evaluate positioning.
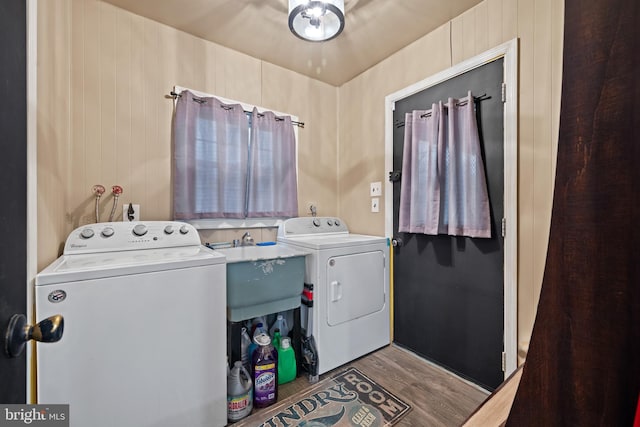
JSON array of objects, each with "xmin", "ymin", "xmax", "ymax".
[{"xmin": 506, "ymin": 0, "xmax": 640, "ymax": 425}]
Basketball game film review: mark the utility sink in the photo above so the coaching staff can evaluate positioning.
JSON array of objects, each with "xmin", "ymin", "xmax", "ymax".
[{"xmin": 215, "ymin": 245, "xmax": 308, "ymax": 322}]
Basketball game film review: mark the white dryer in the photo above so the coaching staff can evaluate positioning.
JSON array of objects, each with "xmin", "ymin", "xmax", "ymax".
[
  {"xmin": 277, "ymin": 217, "xmax": 390, "ymax": 374},
  {"xmin": 35, "ymin": 221, "xmax": 227, "ymax": 427}
]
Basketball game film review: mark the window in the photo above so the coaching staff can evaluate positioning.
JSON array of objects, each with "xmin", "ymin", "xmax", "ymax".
[{"xmin": 172, "ymin": 88, "xmax": 299, "ymax": 227}]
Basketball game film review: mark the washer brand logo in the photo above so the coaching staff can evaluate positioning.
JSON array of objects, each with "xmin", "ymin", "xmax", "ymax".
[
  {"xmin": 68, "ymin": 244, "xmax": 86, "ymax": 248},
  {"xmin": 47, "ymin": 290, "xmax": 66, "ymax": 303}
]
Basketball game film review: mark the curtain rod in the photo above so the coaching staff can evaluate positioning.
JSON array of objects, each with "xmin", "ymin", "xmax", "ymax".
[
  {"xmin": 168, "ymin": 91, "xmax": 305, "ymax": 128},
  {"xmin": 393, "ymin": 94, "xmax": 491, "ymax": 128},
  {"xmin": 419, "ymin": 94, "xmax": 490, "ymax": 118}
]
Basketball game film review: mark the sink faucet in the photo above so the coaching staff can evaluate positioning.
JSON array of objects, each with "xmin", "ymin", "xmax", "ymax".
[{"xmin": 241, "ymin": 231, "xmax": 255, "ymax": 246}]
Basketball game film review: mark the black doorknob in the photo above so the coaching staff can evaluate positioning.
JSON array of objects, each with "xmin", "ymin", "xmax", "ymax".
[
  {"xmin": 392, "ymin": 237, "xmax": 403, "ymax": 247},
  {"xmin": 4, "ymin": 314, "xmax": 64, "ymax": 358}
]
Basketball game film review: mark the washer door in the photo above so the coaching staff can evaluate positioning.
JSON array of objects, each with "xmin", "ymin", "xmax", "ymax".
[{"xmin": 326, "ymin": 250, "xmax": 386, "ymax": 326}]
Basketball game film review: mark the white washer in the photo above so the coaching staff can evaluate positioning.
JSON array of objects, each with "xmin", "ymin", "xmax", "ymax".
[
  {"xmin": 36, "ymin": 221, "xmax": 227, "ymax": 427},
  {"xmin": 277, "ymin": 217, "xmax": 390, "ymax": 374}
]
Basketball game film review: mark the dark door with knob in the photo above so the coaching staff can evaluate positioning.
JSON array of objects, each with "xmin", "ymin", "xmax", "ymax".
[
  {"xmin": 392, "ymin": 58, "xmax": 505, "ymax": 390},
  {"xmin": 0, "ymin": 0, "xmax": 28, "ymax": 403}
]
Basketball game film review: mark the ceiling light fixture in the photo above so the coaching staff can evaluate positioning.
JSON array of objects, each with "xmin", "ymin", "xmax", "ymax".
[{"xmin": 288, "ymin": 0, "xmax": 345, "ymax": 42}]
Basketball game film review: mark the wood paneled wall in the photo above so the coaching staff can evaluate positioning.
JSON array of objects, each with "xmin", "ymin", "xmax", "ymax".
[
  {"xmin": 37, "ymin": 0, "xmax": 338, "ymax": 270},
  {"xmin": 37, "ymin": 0, "xmax": 564, "ymax": 358},
  {"xmin": 337, "ymin": 0, "xmax": 564, "ymax": 359}
]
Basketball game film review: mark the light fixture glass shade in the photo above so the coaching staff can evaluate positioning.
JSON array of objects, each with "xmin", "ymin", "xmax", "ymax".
[{"xmin": 288, "ymin": 0, "xmax": 345, "ymax": 42}]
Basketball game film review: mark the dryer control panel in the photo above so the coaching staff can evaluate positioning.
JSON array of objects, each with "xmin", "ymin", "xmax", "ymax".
[
  {"xmin": 278, "ymin": 217, "xmax": 349, "ymax": 237},
  {"xmin": 64, "ymin": 221, "xmax": 201, "ymax": 254}
]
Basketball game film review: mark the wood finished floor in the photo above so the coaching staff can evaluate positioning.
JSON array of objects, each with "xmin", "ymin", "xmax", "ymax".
[{"xmin": 233, "ymin": 344, "xmax": 489, "ymax": 427}]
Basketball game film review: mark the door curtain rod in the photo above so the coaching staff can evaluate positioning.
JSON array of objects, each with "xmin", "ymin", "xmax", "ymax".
[
  {"xmin": 394, "ymin": 93, "xmax": 490, "ymax": 128},
  {"xmin": 167, "ymin": 91, "xmax": 305, "ymax": 128}
]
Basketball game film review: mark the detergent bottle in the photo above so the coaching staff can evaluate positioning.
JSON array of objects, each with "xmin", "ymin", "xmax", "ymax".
[
  {"xmin": 240, "ymin": 327, "xmax": 252, "ymax": 373},
  {"xmin": 247, "ymin": 322, "xmax": 266, "ymax": 363},
  {"xmin": 269, "ymin": 314, "xmax": 290, "ymax": 338},
  {"xmin": 249, "ymin": 316, "xmax": 267, "ymax": 336},
  {"xmin": 252, "ymin": 333, "xmax": 278, "ymax": 408},
  {"xmin": 227, "ymin": 361, "xmax": 253, "ymax": 422},
  {"xmin": 277, "ymin": 336, "xmax": 297, "ymax": 385},
  {"xmin": 272, "ymin": 330, "xmax": 281, "ymax": 351}
]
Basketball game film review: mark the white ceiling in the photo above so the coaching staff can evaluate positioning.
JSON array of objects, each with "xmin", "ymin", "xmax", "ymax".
[{"xmin": 102, "ymin": 0, "xmax": 483, "ymax": 86}]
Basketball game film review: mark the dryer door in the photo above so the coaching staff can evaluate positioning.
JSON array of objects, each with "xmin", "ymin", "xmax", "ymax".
[{"xmin": 326, "ymin": 250, "xmax": 386, "ymax": 326}]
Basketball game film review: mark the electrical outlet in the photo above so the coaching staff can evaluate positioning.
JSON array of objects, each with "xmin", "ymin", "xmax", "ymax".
[
  {"xmin": 371, "ymin": 198, "xmax": 380, "ymax": 213},
  {"xmin": 370, "ymin": 182, "xmax": 382, "ymax": 197},
  {"xmin": 122, "ymin": 204, "xmax": 140, "ymax": 222}
]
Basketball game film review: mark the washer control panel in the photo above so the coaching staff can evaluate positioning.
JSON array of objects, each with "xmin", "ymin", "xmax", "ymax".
[
  {"xmin": 278, "ymin": 217, "xmax": 349, "ymax": 236},
  {"xmin": 64, "ymin": 221, "xmax": 201, "ymax": 254}
]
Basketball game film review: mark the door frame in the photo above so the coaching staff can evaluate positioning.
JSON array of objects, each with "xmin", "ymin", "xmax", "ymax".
[
  {"xmin": 384, "ymin": 38, "xmax": 519, "ymax": 378},
  {"xmin": 26, "ymin": 0, "xmax": 38, "ymax": 403}
]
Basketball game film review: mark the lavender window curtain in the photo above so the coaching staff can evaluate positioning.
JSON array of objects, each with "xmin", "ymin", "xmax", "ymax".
[
  {"xmin": 440, "ymin": 92, "xmax": 491, "ymax": 237},
  {"xmin": 398, "ymin": 104, "xmax": 442, "ymax": 234},
  {"xmin": 399, "ymin": 91, "xmax": 491, "ymax": 238},
  {"xmin": 173, "ymin": 91, "xmax": 249, "ymax": 219},
  {"xmin": 247, "ymin": 108, "xmax": 298, "ymax": 217}
]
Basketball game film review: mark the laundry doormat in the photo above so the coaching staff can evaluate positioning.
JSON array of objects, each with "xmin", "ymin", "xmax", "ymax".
[{"xmin": 237, "ymin": 367, "xmax": 411, "ymax": 427}]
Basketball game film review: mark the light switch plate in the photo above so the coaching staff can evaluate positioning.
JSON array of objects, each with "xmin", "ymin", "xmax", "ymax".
[{"xmin": 370, "ymin": 181, "xmax": 382, "ymax": 197}]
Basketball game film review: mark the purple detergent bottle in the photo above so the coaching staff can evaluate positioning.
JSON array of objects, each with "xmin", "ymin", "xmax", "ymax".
[{"xmin": 251, "ymin": 333, "xmax": 278, "ymax": 408}]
